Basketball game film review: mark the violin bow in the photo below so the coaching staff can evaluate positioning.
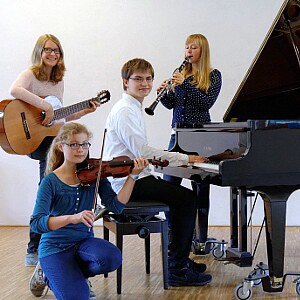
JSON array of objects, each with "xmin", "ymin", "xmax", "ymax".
[
  {"xmin": 92, "ymin": 128, "xmax": 107, "ymax": 212},
  {"xmin": 87, "ymin": 129, "xmax": 109, "ymax": 230}
]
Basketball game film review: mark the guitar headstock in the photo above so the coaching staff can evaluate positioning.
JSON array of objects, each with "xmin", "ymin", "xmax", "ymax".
[
  {"xmin": 150, "ymin": 158, "xmax": 169, "ymax": 168},
  {"xmin": 96, "ymin": 90, "xmax": 111, "ymax": 104}
]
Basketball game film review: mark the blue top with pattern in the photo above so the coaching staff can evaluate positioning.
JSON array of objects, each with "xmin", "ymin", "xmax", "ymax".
[{"xmin": 160, "ymin": 69, "xmax": 222, "ymax": 128}]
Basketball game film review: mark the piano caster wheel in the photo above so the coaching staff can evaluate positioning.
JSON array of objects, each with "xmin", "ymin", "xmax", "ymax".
[
  {"xmin": 249, "ymin": 268, "xmax": 266, "ymax": 286},
  {"xmin": 212, "ymin": 247, "xmax": 225, "ymax": 259},
  {"xmin": 212, "ymin": 240, "xmax": 227, "ymax": 259},
  {"xmin": 296, "ymin": 280, "xmax": 300, "ymax": 296},
  {"xmin": 234, "ymin": 283, "xmax": 253, "ymax": 300}
]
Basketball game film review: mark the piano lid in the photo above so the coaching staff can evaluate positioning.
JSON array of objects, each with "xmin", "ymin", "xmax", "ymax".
[{"xmin": 224, "ymin": 0, "xmax": 300, "ymax": 122}]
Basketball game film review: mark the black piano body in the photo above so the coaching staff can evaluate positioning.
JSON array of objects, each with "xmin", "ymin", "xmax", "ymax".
[{"xmin": 157, "ymin": 0, "xmax": 300, "ymax": 293}]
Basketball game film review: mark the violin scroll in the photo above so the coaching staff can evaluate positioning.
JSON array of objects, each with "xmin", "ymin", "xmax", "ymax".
[{"xmin": 149, "ymin": 157, "xmax": 169, "ymax": 168}]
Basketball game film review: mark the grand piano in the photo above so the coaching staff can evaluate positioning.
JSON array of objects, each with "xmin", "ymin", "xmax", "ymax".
[{"xmin": 158, "ymin": 0, "xmax": 300, "ymax": 295}]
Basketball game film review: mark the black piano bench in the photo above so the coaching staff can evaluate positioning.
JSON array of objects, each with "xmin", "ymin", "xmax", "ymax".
[{"xmin": 103, "ymin": 201, "xmax": 170, "ymax": 294}]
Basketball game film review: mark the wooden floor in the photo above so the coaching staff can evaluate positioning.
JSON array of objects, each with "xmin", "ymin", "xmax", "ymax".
[{"xmin": 1, "ymin": 226, "xmax": 300, "ymax": 300}]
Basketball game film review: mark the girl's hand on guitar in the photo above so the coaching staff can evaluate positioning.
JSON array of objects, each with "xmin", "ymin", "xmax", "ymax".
[
  {"xmin": 42, "ymin": 105, "xmax": 54, "ymax": 126},
  {"xmin": 83, "ymin": 100, "xmax": 101, "ymax": 116}
]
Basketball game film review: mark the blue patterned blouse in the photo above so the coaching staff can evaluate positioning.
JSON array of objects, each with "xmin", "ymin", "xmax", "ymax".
[{"xmin": 160, "ymin": 69, "xmax": 222, "ymax": 128}]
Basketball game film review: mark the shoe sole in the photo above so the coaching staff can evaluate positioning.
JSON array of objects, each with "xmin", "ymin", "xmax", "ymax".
[
  {"xmin": 25, "ymin": 262, "xmax": 38, "ymax": 267},
  {"xmin": 29, "ymin": 265, "xmax": 46, "ymax": 297},
  {"xmin": 168, "ymin": 278, "xmax": 212, "ymax": 286}
]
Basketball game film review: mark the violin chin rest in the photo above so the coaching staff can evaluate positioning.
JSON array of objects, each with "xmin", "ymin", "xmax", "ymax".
[{"xmin": 94, "ymin": 207, "xmax": 109, "ymax": 221}]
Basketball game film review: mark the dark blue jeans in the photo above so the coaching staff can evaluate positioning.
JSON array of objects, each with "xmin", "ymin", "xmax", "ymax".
[
  {"xmin": 27, "ymin": 137, "xmax": 54, "ymax": 253},
  {"xmin": 163, "ymin": 134, "xmax": 210, "ymax": 243},
  {"xmin": 40, "ymin": 238, "xmax": 122, "ymax": 300}
]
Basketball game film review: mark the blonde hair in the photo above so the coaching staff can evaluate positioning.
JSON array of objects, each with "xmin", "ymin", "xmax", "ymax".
[
  {"xmin": 121, "ymin": 58, "xmax": 154, "ymax": 90},
  {"xmin": 182, "ymin": 34, "xmax": 212, "ymax": 93},
  {"xmin": 45, "ymin": 123, "xmax": 92, "ymax": 175},
  {"xmin": 30, "ymin": 34, "xmax": 66, "ymax": 82}
]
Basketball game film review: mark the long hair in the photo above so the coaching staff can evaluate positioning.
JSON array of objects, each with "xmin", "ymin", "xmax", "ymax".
[
  {"xmin": 182, "ymin": 34, "xmax": 212, "ymax": 93},
  {"xmin": 30, "ymin": 34, "xmax": 66, "ymax": 82},
  {"xmin": 121, "ymin": 58, "xmax": 154, "ymax": 90},
  {"xmin": 45, "ymin": 123, "xmax": 92, "ymax": 175}
]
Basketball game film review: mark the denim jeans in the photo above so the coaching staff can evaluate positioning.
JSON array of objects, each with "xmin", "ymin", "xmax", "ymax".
[
  {"xmin": 163, "ymin": 134, "xmax": 210, "ymax": 243},
  {"xmin": 40, "ymin": 238, "xmax": 122, "ymax": 300}
]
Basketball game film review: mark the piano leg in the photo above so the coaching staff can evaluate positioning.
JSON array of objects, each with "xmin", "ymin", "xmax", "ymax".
[
  {"xmin": 258, "ymin": 185, "xmax": 299, "ymax": 292},
  {"xmin": 230, "ymin": 187, "xmax": 239, "ymax": 248},
  {"xmin": 238, "ymin": 188, "xmax": 248, "ymax": 252},
  {"xmin": 227, "ymin": 187, "xmax": 253, "ymax": 267}
]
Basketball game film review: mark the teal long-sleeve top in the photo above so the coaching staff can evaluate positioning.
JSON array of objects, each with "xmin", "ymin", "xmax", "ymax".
[{"xmin": 30, "ymin": 173, "xmax": 125, "ymax": 259}]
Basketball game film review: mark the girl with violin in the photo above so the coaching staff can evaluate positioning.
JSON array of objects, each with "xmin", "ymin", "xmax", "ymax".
[
  {"xmin": 29, "ymin": 122, "xmax": 148, "ymax": 300},
  {"xmin": 158, "ymin": 34, "xmax": 222, "ymax": 254}
]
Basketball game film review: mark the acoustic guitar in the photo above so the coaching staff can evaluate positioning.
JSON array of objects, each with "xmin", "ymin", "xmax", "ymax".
[{"xmin": 0, "ymin": 90, "xmax": 110, "ymax": 155}]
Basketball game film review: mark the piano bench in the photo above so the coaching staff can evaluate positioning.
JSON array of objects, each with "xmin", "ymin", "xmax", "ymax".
[{"xmin": 103, "ymin": 201, "xmax": 169, "ymax": 294}]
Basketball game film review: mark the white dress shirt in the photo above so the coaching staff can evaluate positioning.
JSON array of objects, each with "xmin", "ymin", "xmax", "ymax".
[{"xmin": 103, "ymin": 93, "xmax": 189, "ymax": 193}]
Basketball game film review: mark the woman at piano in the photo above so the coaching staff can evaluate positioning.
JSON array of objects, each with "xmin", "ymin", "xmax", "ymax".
[{"xmin": 157, "ymin": 33, "xmax": 222, "ymax": 254}]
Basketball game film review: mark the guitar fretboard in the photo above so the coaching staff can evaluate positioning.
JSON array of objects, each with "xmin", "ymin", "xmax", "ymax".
[{"xmin": 53, "ymin": 99, "xmax": 93, "ymax": 121}]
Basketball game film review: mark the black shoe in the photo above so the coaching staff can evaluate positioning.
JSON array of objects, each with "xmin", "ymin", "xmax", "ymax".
[
  {"xmin": 187, "ymin": 258, "xmax": 206, "ymax": 273},
  {"xmin": 168, "ymin": 266, "xmax": 212, "ymax": 287}
]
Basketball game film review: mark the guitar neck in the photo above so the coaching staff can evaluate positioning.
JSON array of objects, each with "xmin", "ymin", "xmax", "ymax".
[{"xmin": 53, "ymin": 99, "xmax": 94, "ymax": 121}]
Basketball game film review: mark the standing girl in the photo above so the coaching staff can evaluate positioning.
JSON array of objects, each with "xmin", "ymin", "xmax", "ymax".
[
  {"xmin": 10, "ymin": 34, "xmax": 100, "ymax": 266},
  {"xmin": 158, "ymin": 33, "xmax": 222, "ymax": 253}
]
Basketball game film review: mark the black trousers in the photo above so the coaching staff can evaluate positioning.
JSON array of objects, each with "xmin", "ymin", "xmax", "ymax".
[
  {"xmin": 27, "ymin": 137, "xmax": 54, "ymax": 253},
  {"xmin": 129, "ymin": 175, "xmax": 197, "ymax": 268},
  {"xmin": 164, "ymin": 134, "xmax": 210, "ymax": 243},
  {"xmin": 191, "ymin": 181, "xmax": 210, "ymax": 243}
]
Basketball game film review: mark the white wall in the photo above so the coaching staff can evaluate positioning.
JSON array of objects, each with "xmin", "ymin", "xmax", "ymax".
[{"xmin": 1, "ymin": 0, "xmax": 299, "ymax": 226}]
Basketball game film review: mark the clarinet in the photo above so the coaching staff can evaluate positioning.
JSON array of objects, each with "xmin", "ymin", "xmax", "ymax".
[{"xmin": 144, "ymin": 57, "xmax": 190, "ymax": 116}]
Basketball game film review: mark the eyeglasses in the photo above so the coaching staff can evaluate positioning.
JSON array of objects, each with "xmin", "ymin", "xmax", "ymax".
[
  {"xmin": 43, "ymin": 47, "xmax": 61, "ymax": 54},
  {"xmin": 63, "ymin": 142, "xmax": 91, "ymax": 150},
  {"xmin": 129, "ymin": 76, "xmax": 154, "ymax": 83}
]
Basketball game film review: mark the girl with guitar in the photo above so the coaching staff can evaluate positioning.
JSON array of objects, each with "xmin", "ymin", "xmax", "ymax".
[
  {"xmin": 9, "ymin": 34, "xmax": 101, "ymax": 267},
  {"xmin": 29, "ymin": 122, "xmax": 148, "ymax": 298}
]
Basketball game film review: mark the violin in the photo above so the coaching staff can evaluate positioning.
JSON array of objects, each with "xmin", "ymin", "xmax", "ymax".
[{"xmin": 76, "ymin": 155, "xmax": 169, "ymax": 184}]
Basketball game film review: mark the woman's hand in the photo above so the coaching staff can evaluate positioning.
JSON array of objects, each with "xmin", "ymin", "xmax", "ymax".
[
  {"xmin": 188, "ymin": 155, "xmax": 208, "ymax": 163},
  {"xmin": 71, "ymin": 210, "xmax": 95, "ymax": 228},
  {"xmin": 171, "ymin": 71, "xmax": 185, "ymax": 86},
  {"xmin": 131, "ymin": 158, "xmax": 149, "ymax": 175},
  {"xmin": 156, "ymin": 80, "xmax": 169, "ymax": 93}
]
